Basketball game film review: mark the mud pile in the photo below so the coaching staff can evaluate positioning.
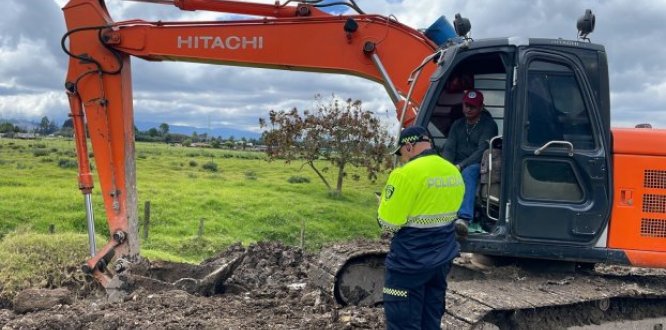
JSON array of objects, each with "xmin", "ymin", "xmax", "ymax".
[
  {"xmin": 0, "ymin": 242, "xmax": 383, "ymax": 329},
  {"xmin": 220, "ymin": 241, "xmax": 309, "ymax": 293},
  {"xmin": 1, "ymin": 242, "xmax": 666, "ymax": 329}
]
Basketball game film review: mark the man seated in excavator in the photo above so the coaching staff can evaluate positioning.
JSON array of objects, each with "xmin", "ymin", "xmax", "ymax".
[{"xmin": 443, "ymin": 89, "xmax": 498, "ymax": 237}]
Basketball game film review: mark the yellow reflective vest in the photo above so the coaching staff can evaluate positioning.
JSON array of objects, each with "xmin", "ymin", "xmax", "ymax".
[
  {"xmin": 378, "ymin": 152, "xmax": 464, "ymax": 232},
  {"xmin": 378, "ymin": 150, "xmax": 465, "ymax": 272}
]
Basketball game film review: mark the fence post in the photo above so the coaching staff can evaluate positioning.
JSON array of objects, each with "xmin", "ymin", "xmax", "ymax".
[
  {"xmin": 198, "ymin": 218, "xmax": 205, "ymax": 238},
  {"xmin": 300, "ymin": 218, "xmax": 305, "ymax": 250},
  {"xmin": 143, "ymin": 201, "xmax": 151, "ymax": 240}
]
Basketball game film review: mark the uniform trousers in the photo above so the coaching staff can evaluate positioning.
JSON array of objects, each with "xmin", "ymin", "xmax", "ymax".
[{"xmin": 383, "ymin": 262, "xmax": 452, "ymax": 330}]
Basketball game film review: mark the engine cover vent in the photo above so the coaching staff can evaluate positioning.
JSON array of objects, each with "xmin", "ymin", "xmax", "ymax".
[
  {"xmin": 645, "ymin": 170, "xmax": 666, "ymax": 189},
  {"xmin": 641, "ymin": 218, "xmax": 666, "ymax": 238},
  {"xmin": 643, "ymin": 194, "xmax": 666, "ymax": 214}
]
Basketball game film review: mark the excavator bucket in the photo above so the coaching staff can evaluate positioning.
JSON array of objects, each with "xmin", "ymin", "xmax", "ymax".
[{"xmin": 103, "ymin": 248, "xmax": 246, "ymax": 302}]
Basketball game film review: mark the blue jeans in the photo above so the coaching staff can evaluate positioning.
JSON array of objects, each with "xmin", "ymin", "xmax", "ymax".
[
  {"xmin": 458, "ymin": 163, "xmax": 480, "ymax": 221},
  {"xmin": 383, "ymin": 262, "xmax": 452, "ymax": 330}
]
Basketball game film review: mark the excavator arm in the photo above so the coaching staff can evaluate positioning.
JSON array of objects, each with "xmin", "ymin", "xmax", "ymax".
[{"xmin": 61, "ymin": 0, "xmax": 439, "ymax": 287}]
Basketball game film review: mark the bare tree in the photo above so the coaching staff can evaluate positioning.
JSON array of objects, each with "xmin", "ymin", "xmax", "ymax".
[{"xmin": 260, "ymin": 95, "xmax": 393, "ymax": 196}]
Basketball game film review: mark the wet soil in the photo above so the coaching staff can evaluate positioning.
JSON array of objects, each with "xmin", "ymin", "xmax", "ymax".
[
  {"xmin": 0, "ymin": 242, "xmax": 383, "ymax": 329},
  {"xmin": 1, "ymin": 243, "xmax": 666, "ymax": 329}
]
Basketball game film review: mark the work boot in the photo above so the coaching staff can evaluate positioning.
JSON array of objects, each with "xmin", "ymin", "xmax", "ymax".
[
  {"xmin": 468, "ymin": 222, "xmax": 486, "ymax": 234},
  {"xmin": 454, "ymin": 219, "xmax": 469, "ymax": 241}
]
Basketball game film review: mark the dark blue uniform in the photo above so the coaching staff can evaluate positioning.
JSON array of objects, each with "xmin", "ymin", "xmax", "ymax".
[{"xmin": 378, "ymin": 149, "xmax": 464, "ymax": 329}]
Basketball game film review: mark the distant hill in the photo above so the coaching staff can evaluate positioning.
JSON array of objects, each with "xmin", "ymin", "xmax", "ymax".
[
  {"xmin": 0, "ymin": 118, "xmax": 261, "ymax": 140},
  {"xmin": 135, "ymin": 121, "xmax": 261, "ymax": 140},
  {"xmin": 0, "ymin": 118, "xmax": 38, "ymax": 131}
]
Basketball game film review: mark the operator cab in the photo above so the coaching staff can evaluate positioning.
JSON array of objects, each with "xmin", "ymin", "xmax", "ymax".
[
  {"xmin": 427, "ymin": 53, "xmax": 506, "ymax": 152},
  {"xmin": 424, "ymin": 48, "xmax": 509, "ymax": 234},
  {"xmin": 415, "ymin": 31, "xmax": 614, "ymax": 262}
]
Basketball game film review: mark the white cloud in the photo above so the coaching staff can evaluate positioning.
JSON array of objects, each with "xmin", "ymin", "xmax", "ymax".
[
  {"xmin": 611, "ymin": 80, "xmax": 666, "ymax": 127},
  {"xmin": 2, "ymin": 0, "xmax": 665, "ymax": 130},
  {"xmin": 0, "ymin": 91, "xmax": 68, "ymax": 121},
  {"xmin": 0, "ymin": 36, "xmax": 65, "ymax": 91}
]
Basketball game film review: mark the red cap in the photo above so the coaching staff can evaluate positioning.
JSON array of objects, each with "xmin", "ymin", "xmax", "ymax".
[{"xmin": 463, "ymin": 89, "xmax": 484, "ymax": 108}]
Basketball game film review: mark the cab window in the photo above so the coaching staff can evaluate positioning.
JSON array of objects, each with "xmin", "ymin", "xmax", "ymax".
[{"xmin": 525, "ymin": 60, "xmax": 596, "ymax": 150}]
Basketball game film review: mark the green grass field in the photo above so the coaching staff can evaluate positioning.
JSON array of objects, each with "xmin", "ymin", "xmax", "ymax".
[{"xmin": 0, "ymin": 137, "xmax": 387, "ymax": 263}]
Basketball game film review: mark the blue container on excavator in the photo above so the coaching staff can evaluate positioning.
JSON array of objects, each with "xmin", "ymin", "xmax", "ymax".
[{"xmin": 424, "ymin": 15, "xmax": 458, "ymax": 46}]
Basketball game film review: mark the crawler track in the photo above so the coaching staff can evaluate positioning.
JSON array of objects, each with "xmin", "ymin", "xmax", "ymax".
[
  {"xmin": 307, "ymin": 241, "xmax": 388, "ymax": 306},
  {"xmin": 308, "ymin": 243, "xmax": 666, "ymax": 328},
  {"xmin": 444, "ymin": 264, "xmax": 666, "ymax": 328}
]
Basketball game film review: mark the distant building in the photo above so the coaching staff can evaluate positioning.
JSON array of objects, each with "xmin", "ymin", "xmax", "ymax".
[
  {"xmin": 190, "ymin": 142, "xmax": 211, "ymax": 148},
  {"xmin": 16, "ymin": 132, "xmax": 37, "ymax": 139}
]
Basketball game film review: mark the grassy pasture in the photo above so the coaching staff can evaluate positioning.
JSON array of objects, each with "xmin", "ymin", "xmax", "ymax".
[{"xmin": 0, "ymin": 138, "xmax": 386, "ymax": 263}]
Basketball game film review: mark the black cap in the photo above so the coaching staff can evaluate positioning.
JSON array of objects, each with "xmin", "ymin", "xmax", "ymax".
[{"xmin": 391, "ymin": 126, "xmax": 431, "ymax": 155}]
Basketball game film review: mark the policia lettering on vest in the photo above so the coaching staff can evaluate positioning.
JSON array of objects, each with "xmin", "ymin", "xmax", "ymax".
[
  {"xmin": 378, "ymin": 126, "xmax": 465, "ymax": 329},
  {"xmin": 427, "ymin": 176, "xmax": 464, "ymax": 188}
]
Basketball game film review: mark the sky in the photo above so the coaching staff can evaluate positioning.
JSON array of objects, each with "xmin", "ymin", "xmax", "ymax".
[{"xmin": 1, "ymin": 0, "xmax": 665, "ymax": 134}]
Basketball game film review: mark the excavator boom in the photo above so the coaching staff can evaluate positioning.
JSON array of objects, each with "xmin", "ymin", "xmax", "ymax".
[{"xmin": 62, "ymin": 0, "xmax": 438, "ymax": 286}]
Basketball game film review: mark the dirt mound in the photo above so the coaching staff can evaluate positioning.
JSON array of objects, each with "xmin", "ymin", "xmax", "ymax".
[
  {"xmin": 2, "ymin": 243, "xmax": 666, "ymax": 329},
  {"xmin": 221, "ymin": 241, "xmax": 309, "ymax": 293},
  {"xmin": 0, "ymin": 242, "xmax": 383, "ymax": 329}
]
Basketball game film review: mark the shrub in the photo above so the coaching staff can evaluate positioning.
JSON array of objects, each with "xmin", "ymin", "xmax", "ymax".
[
  {"xmin": 32, "ymin": 149, "xmax": 50, "ymax": 157},
  {"xmin": 189, "ymin": 160, "xmax": 198, "ymax": 167},
  {"xmin": 235, "ymin": 153, "xmax": 261, "ymax": 160},
  {"xmin": 0, "ymin": 232, "xmax": 102, "ymax": 301},
  {"xmin": 58, "ymin": 159, "xmax": 78, "ymax": 169},
  {"xmin": 202, "ymin": 161, "xmax": 218, "ymax": 172},
  {"xmin": 245, "ymin": 170, "xmax": 257, "ymax": 180},
  {"xmin": 287, "ymin": 175, "xmax": 310, "ymax": 184},
  {"xmin": 58, "ymin": 150, "xmax": 76, "ymax": 157}
]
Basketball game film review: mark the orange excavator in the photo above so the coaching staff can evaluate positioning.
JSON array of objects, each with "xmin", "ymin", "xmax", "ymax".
[
  {"xmin": 62, "ymin": 0, "xmax": 666, "ymax": 327},
  {"xmin": 62, "ymin": 0, "xmax": 437, "ymax": 285}
]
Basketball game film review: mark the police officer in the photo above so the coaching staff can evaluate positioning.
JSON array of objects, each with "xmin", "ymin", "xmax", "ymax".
[{"xmin": 378, "ymin": 126, "xmax": 465, "ymax": 329}]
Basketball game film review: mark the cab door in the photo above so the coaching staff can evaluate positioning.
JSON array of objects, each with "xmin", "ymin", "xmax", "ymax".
[{"xmin": 510, "ymin": 50, "xmax": 610, "ymax": 243}]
